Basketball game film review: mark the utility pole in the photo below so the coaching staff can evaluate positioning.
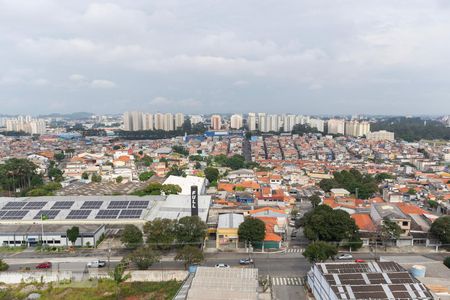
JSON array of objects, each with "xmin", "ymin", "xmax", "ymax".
[{"xmin": 107, "ymin": 241, "xmax": 111, "ymax": 272}]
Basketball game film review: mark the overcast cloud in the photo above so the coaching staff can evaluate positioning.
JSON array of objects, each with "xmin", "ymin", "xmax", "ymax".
[{"xmin": 0, "ymin": 0, "xmax": 449, "ymax": 115}]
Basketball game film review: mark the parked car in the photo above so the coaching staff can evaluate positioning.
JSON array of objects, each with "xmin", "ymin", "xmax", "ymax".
[
  {"xmin": 291, "ymin": 230, "xmax": 298, "ymax": 238},
  {"xmin": 355, "ymin": 259, "xmax": 365, "ymax": 263},
  {"xmin": 337, "ymin": 254, "xmax": 353, "ymax": 260},
  {"xmin": 87, "ymin": 260, "xmax": 106, "ymax": 268},
  {"xmin": 36, "ymin": 262, "xmax": 52, "ymax": 269},
  {"xmin": 215, "ymin": 263, "xmax": 230, "ymax": 268},
  {"xmin": 288, "ymin": 221, "xmax": 296, "ymax": 227},
  {"xmin": 239, "ymin": 258, "xmax": 254, "ymax": 265}
]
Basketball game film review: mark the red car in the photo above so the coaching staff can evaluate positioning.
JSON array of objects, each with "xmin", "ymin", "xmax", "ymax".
[
  {"xmin": 36, "ymin": 262, "xmax": 52, "ymax": 269},
  {"xmin": 355, "ymin": 259, "xmax": 365, "ymax": 263}
]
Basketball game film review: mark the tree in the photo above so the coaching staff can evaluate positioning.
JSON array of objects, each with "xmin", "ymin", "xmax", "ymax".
[
  {"xmin": 139, "ymin": 171, "xmax": 155, "ymax": 182},
  {"xmin": 0, "ymin": 158, "xmax": 42, "ymax": 193},
  {"xmin": 110, "ymin": 263, "xmax": 131, "ymax": 300},
  {"xmin": 91, "ymin": 172, "xmax": 102, "ymax": 183},
  {"xmin": 166, "ymin": 165, "xmax": 186, "ymax": 177},
  {"xmin": 309, "ymin": 194, "xmax": 321, "ymax": 208},
  {"xmin": 380, "ymin": 218, "xmax": 402, "ymax": 249},
  {"xmin": 444, "ymin": 257, "xmax": 450, "ymax": 269},
  {"xmin": 48, "ymin": 160, "xmax": 64, "ymax": 182},
  {"xmin": 162, "ymin": 184, "xmax": 182, "ymax": 195},
  {"xmin": 303, "ymin": 241, "xmax": 337, "ymax": 263},
  {"xmin": 172, "ymin": 145, "xmax": 189, "ymax": 156},
  {"xmin": 319, "ymin": 169, "xmax": 378, "ymax": 199},
  {"xmin": 407, "ymin": 188, "xmax": 416, "ymax": 195},
  {"xmin": 116, "ymin": 176, "xmax": 123, "ymax": 183},
  {"xmin": 66, "ymin": 226, "xmax": 79, "ymax": 246},
  {"xmin": 238, "ymin": 217, "xmax": 266, "ymax": 246},
  {"xmin": 302, "ymin": 205, "xmax": 361, "ymax": 250},
  {"xmin": 319, "ymin": 179, "xmax": 337, "ymax": 192},
  {"xmin": 143, "ymin": 218, "xmax": 176, "ymax": 250},
  {"xmin": 430, "ymin": 216, "xmax": 450, "ymax": 244},
  {"xmin": 175, "ymin": 216, "xmax": 207, "ymax": 245},
  {"xmin": 121, "ymin": 225, "xmax": 143, "ymax": 249},
  {"xmin": 54, "ymin": 152, "xmax": 65, "ymax": 161},
  {"xmin": 175, "ymin": 245, "xmax": 204, "ymax": 270},
  {"xmin": 0, "ymin": 259, "xmax": 9, "ymax": 271},
  {"xmin": 290, "ymin": 208, "xmax": 299, "ymax": 219},
  {"xmin": 204, "ymin": 167, "xmax": 219, "ymax": 183},
  {"xmin": 81, "ymin": 172, "xmax": 89, "ymax": 180},
  {"xmin": 128, "ymin": 246, "xmax": 160, "ymax": 270}
]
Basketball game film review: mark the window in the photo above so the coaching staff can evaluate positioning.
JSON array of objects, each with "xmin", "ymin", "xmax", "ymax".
[{"xmin": 402, "ymin": 221, "xmax": 408, "ymax": 226}]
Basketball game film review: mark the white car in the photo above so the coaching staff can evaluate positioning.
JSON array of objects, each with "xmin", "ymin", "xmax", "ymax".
[
  {"xmin": 87, "ymin": 260, "xmax": 106, "ymax": 268},
  {"xmin": 337, "ymin": 254, "xmax": 353, "ymax": 260},
  {"xmin": 215, "ymin": 263, "xmax": 230, "ymax": 268}
]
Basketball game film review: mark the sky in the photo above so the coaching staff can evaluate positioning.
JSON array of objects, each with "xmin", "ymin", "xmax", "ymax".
[{"xmin": 1, "ymin": 0, "xmax": 450, "ymax": 115}]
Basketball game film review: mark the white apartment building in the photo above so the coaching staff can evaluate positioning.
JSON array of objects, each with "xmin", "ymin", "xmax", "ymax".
[
  {"xmin": 230, "ymin": 114, "xmax": 243, "ymax": 129},
  {"xmin": 5, "ymin": 116, "xmax": 46, "ymax": 134},
  {"xmin": 247, "ymin": 113, "xmax": 257, "ymax": 131},
  {"xmin": 327, "ymin": 119, "xmax": 345, "ymax": 135},
  {"xmin": 258, "ymin": 113, "xmax": 268, "ymax": 132},
  {"xmin": 367, "ymin": 130, "xmax": 394, "ymax": 141},
  {"xmin": 175, "ymin": 113, "xmax": 184, "ymax": 129},
  {"xmin": 210, "ymin": 115, "xmax": 222, "ymax": 130},
  {"xmin": 190, "ymin": 115, "xmax": 203, "ymax": 125},
  {"xmin": 154, "ymin": 113, "xmax": 164, "ymax": 130},
  {"xmin": 308, "ymin": 118, "xmax": 325, "ymax": 132},
  {"xmin": 283, "ymin": 114, "xmax": 296, "ymax": 132},
  {"xmin": 267, "ymin": 114, "xmax": 279, "ymax": 132},
  {"xmin": 345, "ymin": 120, "xmax": 371, "ymax": 137},
  {"xmin": 164, "ymin": 113, "xmax": 174, "ymax": 131},
  {"xmin": 143, "ymin": 113, "xmax": 154, "ymax": 130}
]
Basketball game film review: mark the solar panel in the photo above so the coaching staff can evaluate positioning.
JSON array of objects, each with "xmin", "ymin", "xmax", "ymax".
[
  {"xmin": 24, "ymin": 202, "xmax": 47, "ymax": 209},
  {"xmin": 1, "ymin": 210, "xmax": 28, "ymax": 220},
  {"xmin": 81, "ymin": 201, "xmax": 102, "ymax": 209},
  {"xmin": 34, "ymin": 210, "xmax": 60, "ymax": 220},
  {"xmin": 118, "ymin": 209, "xmax": 143, "ymax": 219},
  {"xmin": 108, "ymin": 201, "xmax": 129, "ymax": 209},
  {"xmin": 0, "ymin": 211, "xmax": 7, "ymax": 217},
  {"xmin": 128, "ymin": 201, "xmax": 149, "ymax": 209},
  {"xmin": 95, "ymin": 210, "xmax": 120, "ymax": 219},
  {"xmin": 66, "ymin": 210, "xmax": 91, "ymax": 219},
  {"xmin": 51, "ymin": 201, "xmax": 74, "ymax": 209},
  {"xmin": 3, "ymin": 202, "xmax": 26, "ymax": 209}
]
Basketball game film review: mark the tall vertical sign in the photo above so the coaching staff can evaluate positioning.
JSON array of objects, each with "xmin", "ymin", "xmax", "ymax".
[{"xmin": 190, "ymin": 185, "xmax": 198, "ymax": 216}]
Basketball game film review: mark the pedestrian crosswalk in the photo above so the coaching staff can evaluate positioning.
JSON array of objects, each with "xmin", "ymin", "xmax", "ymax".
[
  {"xmin": 285, "ymin": 248, "xmax": 304, "ymax": 253},
  {"xmin": 271, "ymin": 277, "xmax": 303, "ymax": 286}
]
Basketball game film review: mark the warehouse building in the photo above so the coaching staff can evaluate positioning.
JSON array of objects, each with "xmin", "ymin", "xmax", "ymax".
[{"xmin": 307, "ymin": 261, "xmax": 433, "ymax": 300}]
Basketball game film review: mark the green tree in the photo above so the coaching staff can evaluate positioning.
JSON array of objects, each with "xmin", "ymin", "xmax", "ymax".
[
  {"xmin": 407, "ymin": 188, "xmax": 416, "ymax": 195},
  {"xmin": 290, "ymin": 208, "xmax": 299, "ymax": 218},
  {"xmin": 110, "ymin": 263, "xmax": 131, "ymax": 300},
  {"xmin": 175, "ymin": 216, "xmax": 207, "ymax": 245},
  {"xmin": 138, "ymin": 171, "xmax": 155, "ymax": 182},
  {"xmin": 121, "ymin": 225, "xmax": 143, "ymax": 249},
  {"xmin": 238, "ymin": 217, "xmax": 266, "ymax": 246},
  {"xmin": 66, "ymin": 226, "xmax": 79, "ymax": 247},
  {"xmin": 143, "ymin": 218, "xmax": 176, "ymax": 250},
  {"xmin": 116, "ymin": 176, "xmax": 123, "ymax": 183},
  {"xmin": 162, "ymin": 184, "xmax": 182, "ymax": 195},
  {"xmin": 204, "ymin": 167, "xmax": 219, "ymax": 183},
  {"xmin": 303, "ymin": 241, "xmax": 337, "ymax": 263},
  {"xmin": 309, "ymin": 194, "xmax": 321, "ymax": 208},
  {"xmin": 175, "ymin": 245, "xmax": 204, "ymax": 270},
  {"xmin": 444, "ymin": 257, "xmax": 450, "ymax": 269},
  {"xmin": 0, "ymin": 158, "xmax": 42, "ymax": 193},
  {"xmin": 81, "ymin": 172, "xmax": 89, "ymax": 180},
  {"xmin": 319, "ymin": 179, "xmax": 337, "ymax": 192},
  {"xmin": 48, "ymin": 161, "xmax": 64, "ymax": 182},
  {"xmin": 430, "ymin": 216, "xmax": 450, "ymax": 244},
  {"xmin": 172, "ymin": 145, "xmax": 189, "ymax": 156},
  {"xmin": 0, "ymin": 259, "xmax": 9, "ymax": 271},
  {"xmin": 380, "ymin": 218, "xmax": 402, "ymax": 249},
  {"xmin": 54, "ymin": 152, "xmax": 65, "ymax": 161},
  {"xmin": 128, "ymin": 246, "xmax": 160, "ymax": 270},
  {"xmin": 166, "ymin": 165, "xmax": 186, "ymax": 177},
  {"xmin": 91, "ymin": 172, "xmax": 102, "ymax": 183}
]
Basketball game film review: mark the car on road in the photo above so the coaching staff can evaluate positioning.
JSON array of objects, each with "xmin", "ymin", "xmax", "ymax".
[
  {"xmin": 215, "ymin": 263, "xmax": 230, "ymax": 268},
  {"xmin": 36, "ymin": 262, "xmax": 52, "ymax": 269},
  {"xmin": 291, "ymin": 230, "xmax": 298, "ymax": 237},
  {"xmin": 355, "ymin": 259, "xmax": 365, "ymax": 263},
  {"xmin": 288, "ymin": 220, "xmax": 296, "ymax": 227},
  {"xmin": 239, "ymin": 258, "xmax": 254, "ymax": 265},
  {"xmin": 87, "ymin": 260, "xmax": 106, "ymax": 268},
  {"xmin": 337, "ymin": 254, "xmax": 353, "ymax": 260}
]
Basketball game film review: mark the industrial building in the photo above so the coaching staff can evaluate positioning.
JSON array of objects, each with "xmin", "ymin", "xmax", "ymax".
[{"xmin": 307, "ymin": 261, "xmax": 433, "ymax": 300}]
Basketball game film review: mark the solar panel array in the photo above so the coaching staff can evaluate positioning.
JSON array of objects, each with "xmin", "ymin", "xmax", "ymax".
[
  {"xmin": 3, "ymin": 202, "xmax": 26, "ymax": 209},
  {"xmin": 95, "ymin": 210, "xmax": 121, "ymax": 219},
  {"xmin": 66, "ymin": 210, "xmax": 91, "ymax": 219},
  {"xmin": 51, "ymin": 201, "xmax": 74, "ymax": 209},
  {"xmin": 118, "ymin": 209, "xmax": 143, "ymax": 219},
  {"xmin": 108, "ymin": 201, "xmax": 149, "ymax": 209},
  {"xmin": 34, "ymin": 210, "xmax": 60, "ymax": 220},
  {"xmin": 1, "ymin": 210, "xmax": 28, "ymax": 220},
  {"xmin": 24, "ymin": 202, "xmax": 46, "ymax": 209},
  {"xmin": 81, "ymin": 201, "xmax": 103, "ymax": 209},
  {"xmin": 128, "ymin": 201, "xmax": 149, "ymax": 209},
  {"xmin": 108, "ymin": 201, "xmax": 129, "ymax": 209}
]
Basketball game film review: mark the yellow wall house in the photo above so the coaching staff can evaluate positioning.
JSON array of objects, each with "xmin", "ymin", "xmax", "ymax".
[{"xmin": 216, "ymin": 213, "xmax": 244, "ymax": 249}]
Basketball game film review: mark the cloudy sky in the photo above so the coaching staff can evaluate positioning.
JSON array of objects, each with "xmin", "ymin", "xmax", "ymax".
[{"xmin": 1, "ymin": 0, "xmax": 450, "ymax": 115}]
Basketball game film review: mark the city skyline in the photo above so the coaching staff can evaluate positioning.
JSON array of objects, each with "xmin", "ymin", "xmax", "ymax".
[{"xmin": 1, "ymin": 1, "xmax": 450, "ymax": 115}]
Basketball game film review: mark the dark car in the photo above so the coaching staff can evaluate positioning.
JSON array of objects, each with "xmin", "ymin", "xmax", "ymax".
[
  {"xmin": 36, "ymin": 262, "xmax": 52, "ymax": 269},
  {"xmin": 239, "ymin": 258, "xmax": 254, "ymax": 265}
]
